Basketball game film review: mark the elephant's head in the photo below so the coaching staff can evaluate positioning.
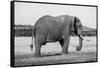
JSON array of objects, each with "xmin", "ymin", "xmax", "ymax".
[{"xmin": 72, "ymin": 16, "xmax": 83, "ymax": 51}]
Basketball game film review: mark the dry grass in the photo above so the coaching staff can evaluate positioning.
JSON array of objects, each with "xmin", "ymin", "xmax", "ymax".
[{"xmin": 14, "ymin": 36, "xmax": 97, "ymax": 66}]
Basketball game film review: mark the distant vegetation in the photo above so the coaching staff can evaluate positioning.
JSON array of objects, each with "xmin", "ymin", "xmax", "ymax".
[{"xmin": 14, "ymin": 25, "xmax": 97, "ymax": 37}]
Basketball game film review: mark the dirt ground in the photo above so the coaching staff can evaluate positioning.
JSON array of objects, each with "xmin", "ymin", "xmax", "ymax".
[{"xmin": 14, "ymin": 36, "xmax": 97, "ymax": 66}]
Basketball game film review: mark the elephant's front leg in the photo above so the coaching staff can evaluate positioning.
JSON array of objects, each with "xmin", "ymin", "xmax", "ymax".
[{"xmin": 62, "ymin": 36, "xmax": 70, "ymax": 54}]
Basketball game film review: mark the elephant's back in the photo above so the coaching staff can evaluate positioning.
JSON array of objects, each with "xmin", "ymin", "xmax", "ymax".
[
  {"xmin": 34, "ymin": 15, "xmax": 59, "ymax": 30},
  {"xmin": 34, "ymin": 15, "xmax": 53, "ymax": 36},
  {"xmin": 35, "ymin": 15, "xmax": 72, "ymax": 24},
  {"xmin": 34, "ymin": 15, "xmax": 73, "ymax": 29},
  {"xmin": 34, "ymin": 15, "xmax": 53, "ymax": 27}
]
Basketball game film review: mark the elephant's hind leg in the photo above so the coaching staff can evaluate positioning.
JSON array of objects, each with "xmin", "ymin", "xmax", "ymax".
[
  {"xmin": 34, "ymin": 32, "xmax": 47, "ymax": 57},
  {"xmin": 34, "ymin": 36, "xmax": 42, "ymax": 57}
]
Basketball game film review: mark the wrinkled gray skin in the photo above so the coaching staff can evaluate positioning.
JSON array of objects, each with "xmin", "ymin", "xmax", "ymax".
[{"xmin": 31, "ymin": 15, "xmax": 83, "ymax": 57}]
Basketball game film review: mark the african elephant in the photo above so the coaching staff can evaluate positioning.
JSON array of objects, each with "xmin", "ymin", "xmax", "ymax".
[{"xmin": 30, "ymin": 15, "xmax": 83, "ymax": 57}]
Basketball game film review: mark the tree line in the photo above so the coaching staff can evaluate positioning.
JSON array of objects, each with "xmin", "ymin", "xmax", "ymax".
[{"xmin": 15, "ymin": 29, "xmax": 97, "ymax": 37}]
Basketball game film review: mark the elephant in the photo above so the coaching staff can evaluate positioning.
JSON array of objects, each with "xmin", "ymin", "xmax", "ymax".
[{"xmin": 30, "ymin": 15, "xmax": 83, "ymax": 57}]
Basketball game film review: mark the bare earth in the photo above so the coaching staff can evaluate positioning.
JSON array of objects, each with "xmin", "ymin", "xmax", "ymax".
[{"xmin": 14, "ymin": 36, "xmax": 97, "ymax": 66}]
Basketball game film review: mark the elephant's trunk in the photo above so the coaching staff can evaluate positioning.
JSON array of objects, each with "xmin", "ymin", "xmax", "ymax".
[{"xmin": 76, "ymin": 35, "xmax": 83, "ymax": 51}]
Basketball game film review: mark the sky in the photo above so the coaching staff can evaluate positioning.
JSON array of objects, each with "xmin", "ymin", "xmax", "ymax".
[{"xmin": 15, "ymin": 2, "xmax": 97, "ymax": 29}]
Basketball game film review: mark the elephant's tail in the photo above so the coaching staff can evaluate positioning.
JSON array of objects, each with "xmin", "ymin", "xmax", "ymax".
[{"xmin": 30, "ymin": 26, "xmax": 36, "ymax": 52}]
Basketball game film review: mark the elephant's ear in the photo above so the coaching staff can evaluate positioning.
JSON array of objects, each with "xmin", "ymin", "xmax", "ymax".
[
  {"xmin": 73, "ymin": 17, "xmax": 82, "ymax": 35},
  {"xmin": 71, "ymin": 17, "xmax": 75, "ymax": 32}
]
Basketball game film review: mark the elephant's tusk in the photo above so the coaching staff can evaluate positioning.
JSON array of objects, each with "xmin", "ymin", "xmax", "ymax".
[
  {"xmin": 79, "ymin": 35, "xmax": 83, "ymax": 40},
  {"xmin": 79, "ymin": 35, "xmax": 90, "ymax": 41}
]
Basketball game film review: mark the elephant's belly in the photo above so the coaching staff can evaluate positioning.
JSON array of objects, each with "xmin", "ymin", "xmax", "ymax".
[
  {"xmin": 46, "ymin": 33, "xmax": 62, "ymax": 42},
  {"xmin": 46, "ymin": 22, "xmax": 63, "ymax": 42},
  {"xmin": 46, "ymin": 35, "xmax": 56, "ymax": 42}
]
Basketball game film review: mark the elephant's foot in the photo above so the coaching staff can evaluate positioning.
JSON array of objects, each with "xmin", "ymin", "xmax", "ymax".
[
  {"xmin": 66, "ymin": 51, "xmax": 69, "ymax": 54},
  {"xmin": 62, "ymin": 50, "xmax": 69, "ymax": 54},
  {"xmin": 34, "ymin": 54, "xmax": 41, "ymax": 57}
]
